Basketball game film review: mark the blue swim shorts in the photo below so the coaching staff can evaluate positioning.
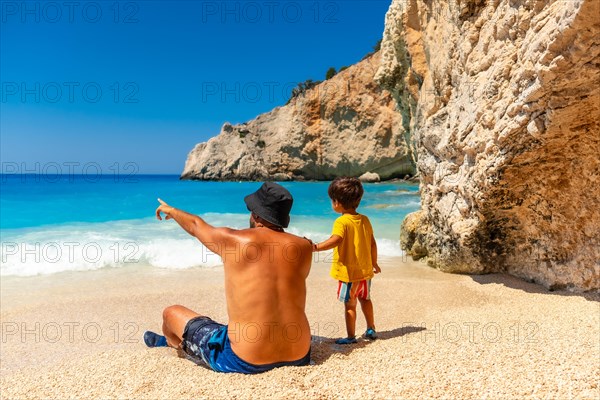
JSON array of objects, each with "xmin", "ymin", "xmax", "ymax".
[{"xmin": 181, "ymin": 316, "xmax": 311, "ymax": 374}]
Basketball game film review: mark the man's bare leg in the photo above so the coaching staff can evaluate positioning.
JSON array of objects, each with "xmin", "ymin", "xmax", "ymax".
[{"xmin": 161, "ymin": 305, "xmax": 202, "ymax": 348}]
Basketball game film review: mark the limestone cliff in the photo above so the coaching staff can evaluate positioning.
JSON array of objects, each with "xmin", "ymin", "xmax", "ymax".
[
  {"xmin": 377, "ymin": 0, "xmax": 600, "ymax": 290},
  {"xmin": 181, "ymin": 53, "xmax": 415, "ymax": 181}
]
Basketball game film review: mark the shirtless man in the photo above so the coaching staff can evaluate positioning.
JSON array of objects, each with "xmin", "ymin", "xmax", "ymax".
[{"xmin": 144, "ymin": 182, "xmax": 313, "ymax": 374}]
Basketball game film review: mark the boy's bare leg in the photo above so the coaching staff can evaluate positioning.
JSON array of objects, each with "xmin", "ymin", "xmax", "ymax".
[
  {"xmin": 358, "ymin": 298, "xmax": 376, "ymax": 330},
  {"xmin": 161, "ymin": 305, "xmax": 202, "ymax": 348},
  {"xmin": 343, "ymin": 298, "xmax": 358, "ymax": 338}
]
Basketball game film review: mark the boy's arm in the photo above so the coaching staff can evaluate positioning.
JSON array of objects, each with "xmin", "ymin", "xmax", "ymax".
[
  {"xmin": 371, "ymin": 235, "xmax": 381, "ymax": 273},
  {"xmin": 156, "ymin": 198, "xmax": 234, "ymax": 256},
  {"xmin": 313, "ymin": 235, "xmax": 343, "ymax": 252}
]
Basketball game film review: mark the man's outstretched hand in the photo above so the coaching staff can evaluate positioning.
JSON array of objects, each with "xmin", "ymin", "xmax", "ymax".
[{"xmin": 156, "ymin": 198, "xmax": 174, "ymax": 220}]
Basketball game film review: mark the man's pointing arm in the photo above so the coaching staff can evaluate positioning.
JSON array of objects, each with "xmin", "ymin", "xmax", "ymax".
[{"xmin": 155, "ymin": 198, "xmax": 234, "ymax": 255}]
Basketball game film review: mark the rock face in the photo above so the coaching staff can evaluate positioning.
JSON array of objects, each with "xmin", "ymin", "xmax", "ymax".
[
  {"xmin": 377, "ymin": 0, "xmax": 600, "ymax": 290},
  {"xmin": 181, "ymin": 53, "xmax": 415, "ymax": 181}
]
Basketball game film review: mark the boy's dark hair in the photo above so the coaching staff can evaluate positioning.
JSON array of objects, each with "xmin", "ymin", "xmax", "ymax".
[{"xmin": 328, "ymin": 177, "xmax": 364, "ymax": 209}]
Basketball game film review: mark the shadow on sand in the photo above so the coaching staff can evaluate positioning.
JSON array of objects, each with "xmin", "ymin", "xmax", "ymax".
[
  {"xmin": 310, "ymin": 326, "xmax": 425, "ymax": 365},
  {"xmin": 468, "ymin": 273, "xmax": 599, "ymax": 302}
]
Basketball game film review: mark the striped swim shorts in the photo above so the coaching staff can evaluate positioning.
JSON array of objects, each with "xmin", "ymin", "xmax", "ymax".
[{"xmin": 337, "ymin": 279, "xmax": 371, "ymax": 303}]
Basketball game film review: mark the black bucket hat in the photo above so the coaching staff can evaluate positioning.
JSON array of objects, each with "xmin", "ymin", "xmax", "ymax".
[{"xmin": 244, "ymin": 182, "xmax": 293, "ymax": 228}]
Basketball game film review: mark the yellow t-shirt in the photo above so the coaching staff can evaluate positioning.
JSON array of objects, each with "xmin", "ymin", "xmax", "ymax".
[{"xmin": 330, "ymin": 213, "xmax": 374, "ymax": 283}]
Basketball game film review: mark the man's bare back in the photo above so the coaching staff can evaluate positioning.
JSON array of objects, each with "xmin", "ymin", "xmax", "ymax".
[
  {"xmin": 144, "ymin": 183, "xmax": 313, "ymax": 374},
  {"xmin": 220, "ymin": 227, "xmax": 312, "ymax": 364}
]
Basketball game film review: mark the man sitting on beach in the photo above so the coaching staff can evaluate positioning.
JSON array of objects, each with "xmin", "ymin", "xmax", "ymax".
[{"xmin": 144, "ymin": 183, "xmax": 313, "ymax": 374}]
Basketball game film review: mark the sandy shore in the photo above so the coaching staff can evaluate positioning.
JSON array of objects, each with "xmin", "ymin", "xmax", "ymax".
[{"xmin": 1, "ymin": 257, "xmax": 598, "ymax": 399}]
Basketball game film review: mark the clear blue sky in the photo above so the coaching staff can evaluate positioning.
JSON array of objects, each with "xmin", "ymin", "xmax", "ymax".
[{"xmin": 1, "ymin": 1, "xmax": 391, "ymax": 174}]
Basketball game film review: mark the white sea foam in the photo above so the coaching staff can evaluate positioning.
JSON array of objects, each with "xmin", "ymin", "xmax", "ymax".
[
  {"xmin": 0, "ymin": 214, "xmax": 405, "ymax": 276},
  {"xmin": 376, "ymin": 238, "xmax": 406, "ymax": 257}
]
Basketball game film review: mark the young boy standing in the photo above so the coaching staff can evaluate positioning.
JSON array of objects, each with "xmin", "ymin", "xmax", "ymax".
[{"xmin": 313, "ymin": 177, "xmax": 381, "ymax": 344}]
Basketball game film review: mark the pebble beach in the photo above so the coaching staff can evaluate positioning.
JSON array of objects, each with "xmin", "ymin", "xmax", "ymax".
[{"xmin": 1, "ymin": 257, "xmax": 598, "ymax": 399}]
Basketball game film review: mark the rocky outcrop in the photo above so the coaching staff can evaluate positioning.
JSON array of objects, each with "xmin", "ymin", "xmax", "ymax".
[
  {"xmin": 359, "ymin": 172, "xmax": 381, "ymax": 182},
  {"xmin": 377, "ymin": 0, "xmax": 600, "ymax": 290},
  {"xmin": 181, "ymin": 53, "xmax": 415, "ymax": 181}
]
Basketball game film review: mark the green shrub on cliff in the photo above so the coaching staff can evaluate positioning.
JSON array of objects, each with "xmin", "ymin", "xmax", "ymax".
[
  {"xmin": 326, "ymin": 67, "xmax": 337, "ymax": 80},
  {"xmin": 373, "ymin": 39, "xmax": 382, "ymax": 52},
  {"xmin": 287, "ymin": 79, "xmax": 322, "ymax": 104},
  {"xmin": 362, "ymin": 39, "xmax": 383, "ymax": 60}
]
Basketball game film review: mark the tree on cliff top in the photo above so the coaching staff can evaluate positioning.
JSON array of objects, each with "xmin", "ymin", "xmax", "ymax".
[
  {"xmin": 287, "ymin": 79, "xmax": 322, "ymax": 104},
  {"xmin": 373, "ymin": 39, "xmax": 382, "ymax": 52},
  {"xmin": 326, "ymin": 67, "xmax": 337, "ymax": 80},
  {"xmin": 362, "ymin": 39, "xmax": 383, "ymax": 60}
]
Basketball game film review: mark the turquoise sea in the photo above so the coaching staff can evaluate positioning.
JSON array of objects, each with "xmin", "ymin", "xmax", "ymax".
[{"xmin": 0, "ymin": 175, "xmax": 420, "ymax": 276}]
